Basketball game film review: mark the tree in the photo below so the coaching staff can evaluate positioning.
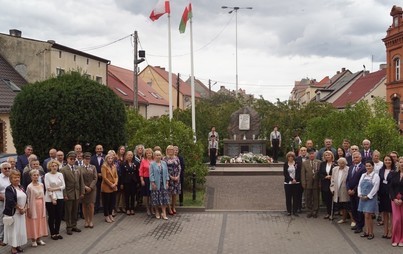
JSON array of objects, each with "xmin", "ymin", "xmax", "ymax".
[
  {"xmin": 304, "ymin": 99, "xmax": 403, "ymax": 155},
  {"xmin": 126, "ymin": 111, "xmax": 208, "ymax": 185},
  {"xmin": 10, "ymin": 72, "xmax": 127, "ymax": 159}
]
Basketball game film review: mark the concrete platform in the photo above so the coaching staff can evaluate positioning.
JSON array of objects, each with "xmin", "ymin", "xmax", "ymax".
[{"xmin": 208, "ymin": 165, "xmax": 283, "ymax": 176}]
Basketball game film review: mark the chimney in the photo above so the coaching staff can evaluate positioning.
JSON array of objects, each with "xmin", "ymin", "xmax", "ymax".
[
  {"xmin": 379, "ymin": 64, "xmax": 387, "ymax": 70},
  {"xmin": 342, "ymin": 67, "xmax": 346, "ymax": 72},
  {"xmin": 9, "ymin": 29, "xmax": 22, "ymax": 37},
  {"xmin": 337, "ymin": 71, "xmax": 340, "ymax": 74},
  {"xmin": 47, "ymin": 40, "xmax": 56, "ymax": 44}
]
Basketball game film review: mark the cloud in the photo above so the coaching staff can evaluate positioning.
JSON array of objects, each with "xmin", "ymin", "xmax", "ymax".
[{"xmin": 0, "ymin": 0, "xmax": 396, "ymax": 101}]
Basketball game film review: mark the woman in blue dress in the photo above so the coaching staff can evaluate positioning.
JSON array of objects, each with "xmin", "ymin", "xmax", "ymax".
[
  {"xmin": 357, "ymin": 160, "xmax": 380, "ymax": 240},
  {"xmin": 150, "ymin": 150, "xmax": 170, "ymax": 220}
]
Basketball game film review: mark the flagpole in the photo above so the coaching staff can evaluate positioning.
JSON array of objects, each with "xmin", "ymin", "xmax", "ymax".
[
  {"xmin": 190, "ymin": 13, "xmax": 196, "ymax": 142},
  {"xmin": 168, "ymin": 13, "xmax": 173, "ymax": 120}
]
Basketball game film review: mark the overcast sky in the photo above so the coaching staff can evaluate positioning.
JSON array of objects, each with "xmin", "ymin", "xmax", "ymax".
[{"xmin": 0, "ymin": 0, "xmax": 397, "ymax": 101}]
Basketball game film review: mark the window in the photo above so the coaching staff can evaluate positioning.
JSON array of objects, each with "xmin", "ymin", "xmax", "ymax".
[
  {"xmin": 74, "ymin": 55, "xmax": 76, "ymax": 62},
  {"xmin": 392, "ymin": 96, "xmax": 400, "ymax": 125},
  {"xmin": 150, "ymin": 92, "xmax": 162, "ymax": 99},
  {"xmin": 87, "ymin": 58, "xmax": 89, "ymax": 65},
  {"xmin": 98, "ymin": 61, "xmax": 100, "ymax": 67},
  {"xmin": 96, "ymin": 76, "xmax": 102, "ymax": 84},
  {"xmin": 138, "ymin": 91, "xmax": 145, "ymax": 97},
  {"xmin": 395, "ymin": 58, "xmax": 400, "ymax": 81},
  {"xmin": 59, "ymin": 51, "xmax": 62, "ymax": 58},
  {"xmin": 115, "ymin": 87, "xmax": 128, "ymax": 96},
  {"xmin": 2, "ymin": 79, "xmax": 21, "ymax": 92},
  {"xmin": 56, "ymin": 68, "xmax": 65, "ymax": 76},
  {"xmin": 84, "ymin": 74, "xmax": 91, "ymax": 79}
]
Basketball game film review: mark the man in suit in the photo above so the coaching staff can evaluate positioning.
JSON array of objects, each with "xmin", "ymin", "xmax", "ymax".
[
  {"xmin": 346, "ymin": 151, "xmax": 366, "ymax": 233},
  {"xmin": 90, "ymin": 145, "xmax": 105, "ymax": 213},
  {"xmin": 301, "ymin": 148, "xmax": 321, "ymax": 218},
  {"xmin": 16, "ymin": 145, "xmax": 33, "ymax": 174},
  {"xmin": 296, "ymin": 147, "xmax": 308, "ymax": 211},
  {"xmin": 42, "ymin": 148, "xmax": 57, "ymax": 172},
  {"xmin": 360, "ymin": 139, "xmax": 373, "ymax": 163},
  {"xmin": 61, "ymin": 151, "xmax": 85, "ymax": 235}
]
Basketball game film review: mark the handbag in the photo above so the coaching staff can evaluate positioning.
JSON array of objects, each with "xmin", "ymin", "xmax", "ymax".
[{"xmin": 3, "ymin": 215, "xmax": 14, "ymax": 226}]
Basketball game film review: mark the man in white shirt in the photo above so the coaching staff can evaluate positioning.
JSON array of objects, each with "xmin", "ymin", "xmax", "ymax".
[
  {"xmin": 0, "ymin": 162, "xmax": 11, "ymax": 246},
  {"xmin": 270, "ymin": 126, "xmax": 281, "ymax": 163},
  {"xmin": 208, "ymin": 135, "xmax": 219, "ymax": 170}
]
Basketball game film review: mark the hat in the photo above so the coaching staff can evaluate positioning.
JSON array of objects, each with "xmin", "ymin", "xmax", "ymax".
[
  {"xmin": 83, "ymin": 152, "xmax": 92, "ymax": 159},
  {"xmin": 66, "ymin": 151, "xmax": 77, "ymax": 158}
]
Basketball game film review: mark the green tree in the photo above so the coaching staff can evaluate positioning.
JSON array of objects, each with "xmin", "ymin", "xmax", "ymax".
[
  {"xmin": 10, "ymin": 72, "xmax": 127, "ymax": 159},
  {"xmin": 126, "ymin": 112, "xmax": 208, "ymax": 186},
  {"xmin": 304, "ymin": 99, "xmax": 403, "ymax": 155}
]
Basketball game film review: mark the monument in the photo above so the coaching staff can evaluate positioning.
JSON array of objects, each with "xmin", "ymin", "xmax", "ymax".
[{"xmin": 223, "ymin": 106, "xmax": 266, "ymax": 157}]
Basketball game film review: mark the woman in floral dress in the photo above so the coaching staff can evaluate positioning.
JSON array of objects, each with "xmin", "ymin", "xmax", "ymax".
[{"xmin": 164, "ymin": 145, "xmax": 181, "ymax": 215}]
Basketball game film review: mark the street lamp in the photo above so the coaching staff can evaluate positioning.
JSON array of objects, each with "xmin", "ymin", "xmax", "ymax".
[{"xmin": 222, "ymin": 6, "xmax": 252, "ymax": 98}]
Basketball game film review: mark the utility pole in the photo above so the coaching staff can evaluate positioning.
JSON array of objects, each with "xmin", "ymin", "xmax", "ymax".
[
  {"xmin": 133, "ymin": 31, "xmax": 139, "ymax": 109},
  {"xmin": 133, "ymin": 31, "xmax": 145, "ymax": 110},
  {"xmin": 176, "ymin": 73, "xmax": 180, "ymax": 109}
]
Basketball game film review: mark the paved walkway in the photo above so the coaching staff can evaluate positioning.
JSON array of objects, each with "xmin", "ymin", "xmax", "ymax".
[
  {"xmin": 0, "ymin": 211, "xmax": 400, "ymax": 254},
  {"xmin": 0, "ymin": 166, "xmax": 400, "ymax": 253}
]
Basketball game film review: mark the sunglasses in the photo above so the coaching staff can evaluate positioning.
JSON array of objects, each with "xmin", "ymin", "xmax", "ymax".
[{"xmin": 3, "ymin": 167, "xmax": 11, "ymax": 169}]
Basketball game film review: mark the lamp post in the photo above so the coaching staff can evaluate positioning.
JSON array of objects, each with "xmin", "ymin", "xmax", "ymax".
[{"xmin": 222, "ymin": 6, "xmax": 252, "ymax": 97}]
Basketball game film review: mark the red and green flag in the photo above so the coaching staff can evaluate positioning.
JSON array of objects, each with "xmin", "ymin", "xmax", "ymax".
[{"xmin": 179, "ymin": 3, "xmax": 192, "ymax": 33}]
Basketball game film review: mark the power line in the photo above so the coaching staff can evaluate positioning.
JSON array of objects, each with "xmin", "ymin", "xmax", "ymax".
[
  {"xmin": 80, "ymin": 34, "xmax": 132, "ymax": 51},
  {"xmin": 141, "ymin": 15, "xmax": 234, "ymax": 58}
]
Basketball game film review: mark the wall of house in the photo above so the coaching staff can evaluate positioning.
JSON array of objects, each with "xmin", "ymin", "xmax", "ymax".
[
  {"xmin": 0, "ymin": 34, "xmax": 51, "ymax": 83},
  {"xmin": 146, "ymin": 105, "xmax": 169, "ymax": 119},
  {"xmin": 0, "ymin": 114, "xmax": 16, "ymax": 154},
  {"xmin": 139, "ymin": 67, "xmax": 184, "ymax": 110},
  {"xmin": 364, "ymin": 80, "xmax": 387, "ymax": 107},
  {"xmin": 49, "ymin": 49, "xmax": 107, "ymax": 85}
]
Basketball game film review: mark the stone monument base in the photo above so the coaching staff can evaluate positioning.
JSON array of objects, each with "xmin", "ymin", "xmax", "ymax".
[{"xmin": 223, "ymin": 139, "xmax": 267, "ymax": 158}]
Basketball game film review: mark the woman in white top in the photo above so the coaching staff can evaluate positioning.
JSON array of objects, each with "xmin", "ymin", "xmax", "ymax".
[
  {"xmin": 4, "ymin": 170, "xmax": 27, "ymax": 254},
  {"xmin": 283, "ymin": 152, "xmax": 301, "ymax": 217},
  {"xmin": 357, "ymin": 160, "xmax": 380, "ymax": 240},
  {"xmin": 44, "ymin": 160, "xmax": 65, "ymax": 240}
]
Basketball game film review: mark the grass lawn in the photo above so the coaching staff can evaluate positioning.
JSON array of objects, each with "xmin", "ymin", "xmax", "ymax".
[{"xmin": 182, "ymin": 188, "xmax": 205, "ymax": 207}]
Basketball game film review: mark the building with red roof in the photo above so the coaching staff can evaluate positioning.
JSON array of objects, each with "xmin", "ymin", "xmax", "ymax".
[
  {"xmin": 332, "ymin": 68, "xmax": 386, "ymax": 109},
  {"xmin": 139, "ymin": 65, "xmax": 201, "ymax": 110},
  {"xmin": 108, "ymin": 65, "xmax": 169, "ymax": 119},
  {"xmin": 0, "ymin": 54, "xmax": 28, "ymax": 153}
]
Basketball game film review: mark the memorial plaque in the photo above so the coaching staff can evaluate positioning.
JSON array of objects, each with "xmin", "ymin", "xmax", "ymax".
[{"xmin": 239, "ymin": 114, "xmax": 250, "ymax": 130}]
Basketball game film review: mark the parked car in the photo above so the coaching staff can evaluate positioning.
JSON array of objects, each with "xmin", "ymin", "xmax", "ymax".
[{"xmin": 0, "ymin": 153, "xmax": 17, "ymax": 163}]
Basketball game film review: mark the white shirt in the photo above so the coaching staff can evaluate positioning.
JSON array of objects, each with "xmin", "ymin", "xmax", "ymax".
[
  {"xmin": 44, "ymin": 172, "xmax": 65, "ymax": 202},
  {"xmin": 0, "ymin": 173, "xmax": 10, "ymax": 195},
  {"xmin": 374, "ymin": 161, "xmax": 383, "ymax": 174},
  {"xmin": 357, "ymin": 171, "xmax": 380, "ymax": 200}
]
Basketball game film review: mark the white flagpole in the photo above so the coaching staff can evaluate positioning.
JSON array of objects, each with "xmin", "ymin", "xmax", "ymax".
[
  {"xmin": 190, "ymin": 12, "xmax": 196, "ymax": 142},
  {"xmin": 168, "ymin": 13, "xmax": 173, "ymax": 120}
]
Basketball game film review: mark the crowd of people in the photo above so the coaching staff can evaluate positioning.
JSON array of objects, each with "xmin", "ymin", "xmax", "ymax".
[
  {"xmin": 283, "ymin": 138, "xmax": 403, "ymax": 247},
  {"xmin": 0, "ymin": 144, "xmax": 185, "ymax": 253}
]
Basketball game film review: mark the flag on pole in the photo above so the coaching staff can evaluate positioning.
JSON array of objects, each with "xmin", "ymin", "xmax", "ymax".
[
  {"xmin": 179, "ymin": 3, "xmax": 192, "ymax": 33},
  {"xmin": 150, "ymin": 0, "xmax": 170, "ymax": 21}
]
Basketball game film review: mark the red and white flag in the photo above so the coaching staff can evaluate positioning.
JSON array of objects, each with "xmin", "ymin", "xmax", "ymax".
[{"xmin": 150, "ymin": 0, "xmax": 170, "ymax": 21}]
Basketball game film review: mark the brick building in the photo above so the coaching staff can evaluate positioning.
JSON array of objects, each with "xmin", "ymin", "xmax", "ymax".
[{"xmin": 383, "ymin": 5, "xmax": 403, "ymax": 132}]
